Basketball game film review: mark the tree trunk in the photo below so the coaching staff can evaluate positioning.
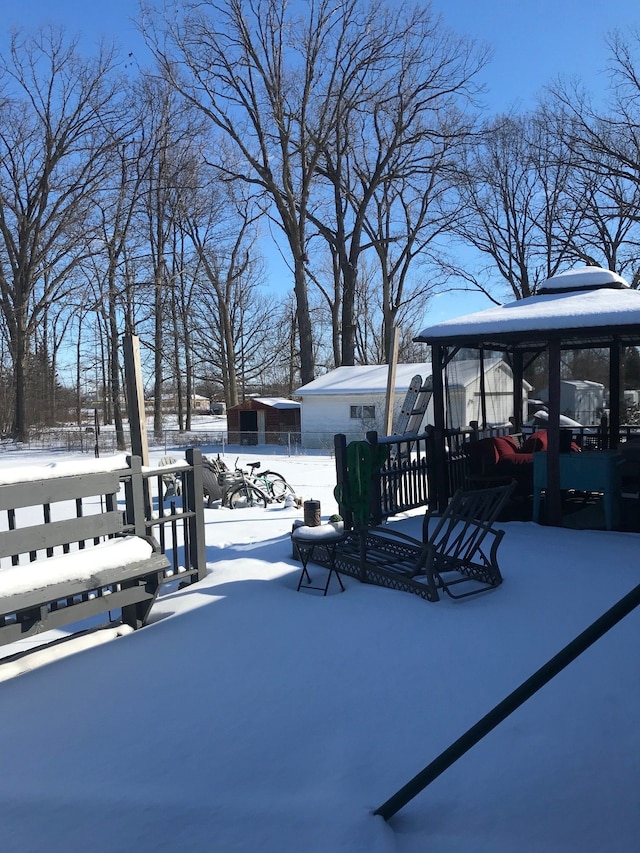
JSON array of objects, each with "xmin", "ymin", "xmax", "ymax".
[
  {"xmin": 340, "ymin": 258, "xmax": 357, "ymax": 366},
  {"xmin": 12, "ymin": 328, "xmax": 28, "ymax": 441},
  {"xmin": 108, "ymin": 287, "xmax": 126, "ymax": 450},
  {"xmin": 294, "ymin": 259, "xmax": 314, "ymax": 383}
]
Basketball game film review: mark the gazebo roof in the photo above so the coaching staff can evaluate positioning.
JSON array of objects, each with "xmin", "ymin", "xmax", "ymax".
[{"xmin": 415, "ymin": 267, "xmax": 640, "ymax": 350}]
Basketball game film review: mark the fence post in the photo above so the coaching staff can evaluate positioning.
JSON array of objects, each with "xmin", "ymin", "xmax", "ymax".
[
  {"xmin": 334, "ymin": 433, "xmax": 352, "ymax": 530},
  {"xmin": 425, "ymin": 425, "xmax": 437, "ymax": 509},
  {"xmin": 366, "ymin": 430, "xmax": 384, "ymax": 526},
  {"xmin": 185, "ymin": 447, "xmax": 207, "ymax": 582},
  {"xmin": 125, "ymin": 455, "xmax": 148, "ymax": 537}
]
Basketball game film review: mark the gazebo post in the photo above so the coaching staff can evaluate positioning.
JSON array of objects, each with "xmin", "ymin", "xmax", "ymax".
[
  {"xmin": 479, "ymin": 346, "xmax": 487, "ymax": 428},
  {"xmin": 609, "ymin": 340, "xmax": 621, "ymax": 450},
  {"xmin": 431, "ymin": 343, "xmax": 449, "ymax": 513},
  {"xmin": 545, "ymin": 339, "xmax": 563, "ymax": 526},
  {"xmin": 512, "ymin": 351, "xmax": 524, "ymax": 432}
]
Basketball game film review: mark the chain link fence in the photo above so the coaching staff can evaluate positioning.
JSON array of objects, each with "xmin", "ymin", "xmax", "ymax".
[{"xmin": 0, "ymin": 427, "xmax": 344, "ymax": 457}]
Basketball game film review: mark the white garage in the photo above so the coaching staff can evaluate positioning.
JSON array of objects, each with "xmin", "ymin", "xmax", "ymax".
[{"xmin": 296, "ymin": 358, "xmax": 527, "ymax": 448}]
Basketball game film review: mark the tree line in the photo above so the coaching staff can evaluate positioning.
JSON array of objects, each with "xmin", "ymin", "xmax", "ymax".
[{"xmin": 2, "ymin": 1, "xmax": 640, "ymax": 443}]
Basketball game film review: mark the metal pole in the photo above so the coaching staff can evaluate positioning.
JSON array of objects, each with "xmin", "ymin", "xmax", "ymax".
[
  {"xmin": 431, "ymin": 344, "xmax": 448, "ymax": 512},
  {"xmin": 185, "ymin": 447, "xmax": 207, "ymax": 582},
  {"xmin": 375, "ymin": 580, "xmax": 640, "ymax": 821},
  {"xmin": 479, "ymin": 346, "xmax": 487, "ymax": 429},
  {"xmin": 609, "ymin": 339, "xmax": 621, "ymax": 450},
  {"xmin": 512, "ymin": 351, "xmax": 524, "ymax": 432},
  {"xmin": 546, "ymin": 338, "xmax": 562, "ymax": 525}
]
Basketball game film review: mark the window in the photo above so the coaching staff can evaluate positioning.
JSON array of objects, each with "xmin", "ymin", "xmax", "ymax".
[{"xmin": 350, "ymin": 405, "xmax": 375, "ymax": 419}]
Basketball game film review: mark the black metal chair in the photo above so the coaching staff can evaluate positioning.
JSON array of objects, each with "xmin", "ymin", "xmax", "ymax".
[{"xmin": 352, "ymin": 481, "xmax": 516, "ymax": 601}]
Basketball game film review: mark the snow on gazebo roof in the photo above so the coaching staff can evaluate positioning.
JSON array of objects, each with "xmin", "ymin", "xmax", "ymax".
[{"xmin": 415, "ymin": 266, "xmax": 640, "ymax": 350}]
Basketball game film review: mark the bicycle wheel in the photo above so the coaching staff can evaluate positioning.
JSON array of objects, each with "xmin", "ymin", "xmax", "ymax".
[
  {"xmin": 263, "ymin": 472, "xmax": 295, "ymax": 502},
  {"xmin": 227, "ymin": 483, "xmax": 268, "ymax": 509}
]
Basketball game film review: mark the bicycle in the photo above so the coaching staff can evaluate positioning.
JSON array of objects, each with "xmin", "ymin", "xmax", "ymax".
[
  {"xmin": 244, "ymin": 461, "xmax": 296, "ymax": 503},
  {"xmin": 223, "ymin": 459, "xmax": 270, "ymax": 509}
]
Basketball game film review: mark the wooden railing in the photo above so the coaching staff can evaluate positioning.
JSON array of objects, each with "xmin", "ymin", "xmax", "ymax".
[
  {"xmin": 334, "ymin": 431, "xmax": 432, "ymax": 528},
  {"xmin": 335, "ymin": 423, "xmax": 640, "ymax": 526},
  {"xmin": 123, "ymin": 447, "xmax": 207, "ymax": 584},
  {"xmin": 365, "ymin": 430, "xmax": 430, "ymax": 524},
  {"xmin": 0, "ymin": 449, "xmax": 207, "ymax": 647}
]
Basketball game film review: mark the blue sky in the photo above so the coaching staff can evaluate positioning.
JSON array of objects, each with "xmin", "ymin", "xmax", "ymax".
[
  {"xmin": 435, "ymin": 0, "xmax": 640, "ymax": 112},
  {"xmin": 4, "ymin": 0, "xmax": 143, "ymax": 53},
  {"xmin": 4, "ymin": 0, "xmax": 640, "ymax": 322},
  {"xmin": 7, "ymin": 0, "xmax": 639, "ymax": 108}
]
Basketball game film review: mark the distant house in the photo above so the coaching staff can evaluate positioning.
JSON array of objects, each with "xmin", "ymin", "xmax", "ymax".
[
  {"xmin": 226, "ymin": 397, "xmax": 301, "ymax": 445},
  {"xmin": 296, "ymin": 360, "xmax": 529, "ymax": 448},
  {"xmin": 146, "ymin": 393, "xmax": 212, "ymax": 414},
  {"xmin": 191, "ymin": 394, "xmax": 212, "ymax": 413}
]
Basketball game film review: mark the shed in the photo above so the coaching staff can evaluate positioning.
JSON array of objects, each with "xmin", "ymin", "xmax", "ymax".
[
  {"xmin": 296, "ymin": 360, "xmax": 528, "ymax": 448},
  {"xmin": 226, "ymin": 397, "xmax": 301, "ymax": 445},
  {"xmin": 536, "ymin": 379, "xmax": 605, "ymax": 424},
  {"xmin": 414, "ymin": 265, "xmax": 640, "ymax": 524}
]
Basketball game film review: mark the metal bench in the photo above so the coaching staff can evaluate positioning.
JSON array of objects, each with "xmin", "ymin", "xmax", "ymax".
[
  {"xmin": 332, "ymin": 482, "xmax": 516, "ymax": 602},
  {"xmin": 0, "ymin": 462, "xmax": 171, "ymax": 647}
]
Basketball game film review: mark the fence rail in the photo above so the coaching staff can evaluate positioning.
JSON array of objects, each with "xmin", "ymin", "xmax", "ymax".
[
  {"xmin": 365, "ymin": 431, "xmax": 430, "ymax": 523},
  {"xmin": 335, "ymin": 423, "xmax": 640, "ymax": 528},
  {"xmin": 0, "ymin": 428, "xmax": 313, "ymax": 455},
  {"xmin": 122, "ymin": 448, "xmax": 207, "ymax": 583}
]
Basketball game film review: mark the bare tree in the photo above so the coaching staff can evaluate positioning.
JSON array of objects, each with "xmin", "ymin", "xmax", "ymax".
[
  {"xmin": 0, "ymin": 28, "xmax": 125, "ymax": 439},
  {"xmin": 362, "ymin": 152, "xmax": 465, "ymax": 362},
  {"xmin": 143, "ymin": 0, "xmax": 355, "ymax": 382},
  {"xmin": 142, "ymin": 0, "xmax": 440, "ymax": 383},
  {"xmin": 351, "ymin": 254, "xmax": 434, "ymax": 364},
  {"xmin": 84, "ymin": 105, "xmax": 162, "ymax": 447},
  {"xmin": 547, "ymin": 30, "xmax": 640, "ymax": 199},
  {"xmin": 545, "ymin": 35, "xmax": 640, "ymax": 284},
  {"xmin": 167, "ymin": 141, "xmax": 274, "ymax": 409},
  {"xmin": 560, "ymin": 160, "xmax": 640, "ymax": 278},
  {"xmin": 36, "ymin": 292, "xmax": 76, "ymax": 425},
  {"xmin": 452, "ymin": 112, "xmax": 582, "ymax": 300},
  {"xmin": 134, "ymin": 75, "xmax": 205, "ymax": 438},
  {"xmin": 308, "ymin": 5, "xmax": 487, "ymax": 364}
]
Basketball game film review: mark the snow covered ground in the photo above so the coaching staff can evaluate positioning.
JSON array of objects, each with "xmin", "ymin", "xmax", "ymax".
[{"xmin": 0, "ymin": 436, "xmax": 638, "ymax": 852}]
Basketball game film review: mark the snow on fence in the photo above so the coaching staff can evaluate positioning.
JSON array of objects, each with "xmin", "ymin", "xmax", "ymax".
[{"xmin": 0, "ymin": 449, "xmax": 206, "ymax": 648}]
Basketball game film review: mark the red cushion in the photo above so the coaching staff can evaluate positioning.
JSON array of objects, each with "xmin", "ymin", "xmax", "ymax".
[
  {"xmin": 492, "ymin": 435, "xmax": 519, "ymax": 458},
  {"xmin": 520, "ymin": 430, "xmax": 548, "ymax": 453},
  {"xmin": 520, "ymin": 429, "xmax": 581, "ymax": 453}
]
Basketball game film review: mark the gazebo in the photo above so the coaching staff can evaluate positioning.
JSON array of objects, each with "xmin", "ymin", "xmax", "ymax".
[{"xmin": 414, "ymin": 266, "xmax": 640, "ymax": 525}]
